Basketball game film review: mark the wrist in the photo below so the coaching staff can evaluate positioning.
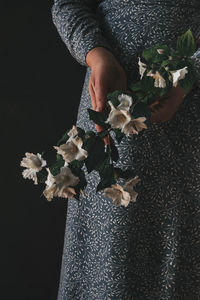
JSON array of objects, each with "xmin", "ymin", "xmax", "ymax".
[{"xmin": 86, "ymin": 46, "xmax": 116, "ymax": 68}]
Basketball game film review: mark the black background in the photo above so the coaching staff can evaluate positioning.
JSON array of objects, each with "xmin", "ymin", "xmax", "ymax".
[{"xmin": 1, "ymin": 1, "xmax": 86, "ymax": 299}]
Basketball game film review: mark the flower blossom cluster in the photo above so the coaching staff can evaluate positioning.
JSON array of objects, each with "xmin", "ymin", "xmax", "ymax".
[
  {"xmin": 20, "ymin": 152, "xmax": 47, "ymax": 185},
  {"xmin": 105, "ymin": 94, "xmax": 147, "ymax": 136},
  {"xmin": 20, "ymin": 125, "xmax": 88, "ymax": 201},
  {"xmin": 138, "ymin": 50, "xmax": 188, "ymax": 88},
  {"xmin": 53, "ymin": 125, "xmax": 88, "ymax": 163},
  {"xmin": 43, "ymin": 165, "xmax": 79, "ymax": 201}
]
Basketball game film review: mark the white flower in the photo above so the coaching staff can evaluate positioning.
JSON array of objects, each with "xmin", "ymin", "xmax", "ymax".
[
  {"xmin": 122, "ymin": 117, "xmax": 147, "ymax": 136},
  {"xmin": 138, "ymin": 56, "xmax": 147, "ymax": 79},
  {"xmin": 20, "ymin": 152, "xmax": 46, "ymax": 170},
  {"xmin": 122, "ymin": 121, "xmax": 138, "ymax": 135},
  {"xmin": 68, "ymin": 125, "xmax": 79, "ymax": 140},
  {"xmin": 45, "ymin": 167, "xmax": 55, "ymax": 187},
  {"xmin": 43, "ymin": 168, "xmax": 58, "ymax": 201},
  {"xmin": 104, "ymin": 184, "xmax": 131, "ymax": 207},
  {"xmin": 169, "ymin": 66, "xmax": 188, "ymax": 87},
  {"xmin": 105, "ymin": 101, "xmax": 132, "ymax": 129},
  {"xmin": 123, "ymin": 176, "xmax": 140, "ymax": 202},
  {"xmin": 147, "ymin": 70, "xmax": 166, "ymax": 88},
  {"xmin": 54, "ymin": 165, "xmax": 79, "ymax": 190},
  {"xmin": 43, "ymin": 166, "xmax": 79, "ymax": 201},
  {"xmin": 54, "ymin": 136, "xmax": 88, "ymax": 163},
  {"xmin": 20, "ymin": 152, "xmax": 47, "ymax": 185},
  {"xmin": 157, "ymin": 48, "xmax": 165, "ymax": 54},
  {"xmin": 117, "ymin": 93, "xmax": 133, "ymax": 110},
  {"xmin": 104, "ymin": 176, "xmax": 141, "ymax": 207}
]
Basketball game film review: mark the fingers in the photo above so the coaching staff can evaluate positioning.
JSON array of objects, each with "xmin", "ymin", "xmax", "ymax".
[
  {"xmin": 89, "ymin": 77, "xmax": 108, "ymax": 113},
  {"xmin": 95, "ymin": 85, "xmax": 108, "ymax": 113},
  {"xmin": 88, "ymin": 80, "xmax": 96, "ymax": 110},
  {"xmin": 89, "ymin": 77, "xmax": 110, "ymax": 145}
]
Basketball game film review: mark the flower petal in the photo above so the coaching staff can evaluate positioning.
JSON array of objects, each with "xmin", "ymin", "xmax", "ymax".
[
  {"xmin": 106, "ymin": 108, "xmax": 132, "ymax": 130},
  {"xmin": 45, "ymin": 168, "xmax": 55, "ymax": 188},
  {"xmin": 68, "ymin": 125, "xmax": 78, "ymax": 138},
  {"xmin": 133, "ymin": 117, "xmax": 147, "ymax": 132},
  {"xmin": 43, "ymin": 184, "xmax": 58, "ymax": 201},
  {"xmin": 104, "ymin": 184, "xmax": 131, "ymax": 207},
  {"xmin": 117, "ymin": 93, "xmax": 133, "ymax": 110},
  {"xmin": 20, "ymin": 152, "xmax": 46, "ymax": 171},
  {"xmin": 54, "ymin": 166, "xmax": 80, "ymax": 188},
  {"xmin": 147, "ymin": 71, "xmax": 166, "ymax": 88},
  {"xmin": 122, "ymin": 120, "xmax": 139, "ymax": 136},
  {"xmin": 170, "ymin": 66, "xmax": 188, "ymax": 87},
  {"xmin": 138, "ymin": 56, "xmax": 147, "ymax": 79},
  {"xmin": 22, "ymin": 168, "xmax": 38, "ymax": 185}
]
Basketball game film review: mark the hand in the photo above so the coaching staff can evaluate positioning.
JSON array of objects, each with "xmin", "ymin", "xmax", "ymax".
[
  {"xmin": 149, "ymin": 83, "xmax": 188, "ymax": 123},
  {"xmin": 86, "ymin": 47, "xmax": 129, "ymax": 145}
]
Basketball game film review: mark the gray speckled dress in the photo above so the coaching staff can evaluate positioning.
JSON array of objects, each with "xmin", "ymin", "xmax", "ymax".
[{"xmin": 51, "ymin": 1, "xmax": 200, "ymax": 299}]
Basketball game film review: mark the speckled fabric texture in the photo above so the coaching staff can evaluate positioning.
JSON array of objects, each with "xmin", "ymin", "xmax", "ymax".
[{"xmin": 51, "ymin": 1, "xmax": 200, "ymax": 299}]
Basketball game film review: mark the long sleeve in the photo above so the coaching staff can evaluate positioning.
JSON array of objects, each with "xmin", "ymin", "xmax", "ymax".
[{"xmin": 51, "ymin": 0, "xmax": 114, "ymax": 67}]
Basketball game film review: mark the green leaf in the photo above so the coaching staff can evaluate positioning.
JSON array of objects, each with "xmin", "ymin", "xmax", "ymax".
[
  {"xmin": 176, "ymin": 28, "xmax": 196, "ymax": 57},
  {"xmin": 96, "ymin": 152, "xmax": 116, "ymax": 193},
  {"xmin": 68, "ymin": 159, "xmax": 84, "ymax": 171},
  {"xmin": 73, "ymin": 168, "xmax": 87, "ymax": 200},
  {"xmin": 83, "ymin": 131, "xmax": 96, "ymax": 151},
  {"xmin": 155, "ymin": 44, "xmax": 170, "ymax": 55},
  {"xmin": 140, "ymin": 75, "xmax": 155, "ymax": 93},
  {"xmin": 128, "ymin": 81, "xmax": 143, "ymax": 92},
  {"xmin": 142, "ymin": 44, "xmax": 169, "ymax": 63},
  {"xmin": 113, "ymin": 128, "xmax": 124, "ymax": 144},
  {"xmin": 50, "ymin": 157, "xmax": 65, "ymax": 176},
  {"xmin": 142, "ymin": 47, "xmax": 155, "ymax": 62},
  {"xmin": 57, "ymin": 130, "xmax": 70, "ymax": 146},
  {"xmin": 87, "ymin": 109, "xmax": 108, "ymax": 127},
  {"xmin": 76, "ymin": 127, "xmax": 85, "ymax": 139},
  {"xmin": 178, "ymin": 60, "xmax": 197, "ymax": 93},
  {"xmin": 156, "ymin": 87, "xmax": 170, "ymax": 97},
  {"xmin": 56, "ymin": 153, "xmax": 62, "ymax": 160},
  {"xmin": 106, "ymin": 90, "xmax": 125, "ymax": 107},
  {"xmin": 68, "ymin": 160, "xmax": 87, "ymax": 200},
  {"xmin": 141, "ymin": 93, "xmax": 155, "ymax": 104},
  {"xmin": 135, "ymin": 91, "xmax": 145, "ymax": 100},
  {"xmin": 161, "ymin": 59, "xmax": 170, "ymax": 67},
  {"xmin": 37, "ymin": 168, "xmax": 48, "ymax": 184},
  {"xmin": 84, "ymin": 134, "xmax": 106, "ymax": 173},
  {"xmin": 98, "ymin": 129, "xmax": 109, "ymax": 139},
  {"xmin": 131, "ymin": 102, "xmax": 151, "ymax": 127},
  {"xmin": 106, "ymin": 143, "xmax": 119, "ymax": 163}
]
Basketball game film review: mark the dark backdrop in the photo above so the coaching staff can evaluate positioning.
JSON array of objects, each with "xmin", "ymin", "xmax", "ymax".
[{"xmin": 1, "ymin": 1, "xmax": 86, "ymax": 299}]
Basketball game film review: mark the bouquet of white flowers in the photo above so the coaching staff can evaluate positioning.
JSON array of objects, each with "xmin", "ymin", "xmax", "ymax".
[{"xmin": 20, "ymin": 29, "xmax": 200, "ymax": 207}]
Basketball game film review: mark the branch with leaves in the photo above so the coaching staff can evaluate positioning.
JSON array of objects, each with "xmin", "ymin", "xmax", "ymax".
[{"xmin": 20, "ymin": 29, "xmax": 199, "ymax": 207}]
